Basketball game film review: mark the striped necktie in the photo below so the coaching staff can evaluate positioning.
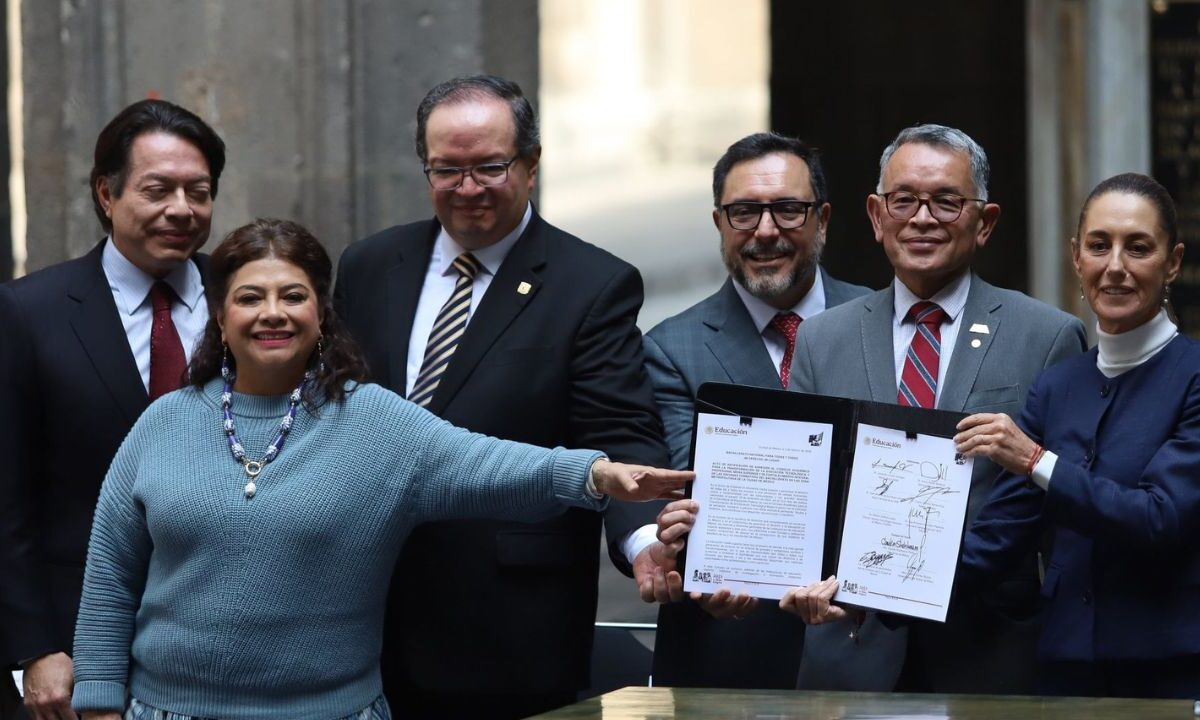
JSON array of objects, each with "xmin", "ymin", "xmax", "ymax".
[
  {"xmin": 897, "ymin": 301, "xmax": 946, "ymax": 409},
  {"xmin": 409, "ymin": 252, "xmax": 483, "ymax": 407}
]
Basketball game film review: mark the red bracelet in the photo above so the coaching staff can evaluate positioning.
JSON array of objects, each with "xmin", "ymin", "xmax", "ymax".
[{"xmin": 1025, "ymin": 444, "xmax": 1045, "ymax": 476}]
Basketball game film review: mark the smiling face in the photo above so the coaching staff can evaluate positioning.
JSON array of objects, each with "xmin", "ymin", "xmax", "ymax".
[
  {"xmin": 424, "ymin": 97, "xmax": 538, "ymax": 250},
  {"xmin": 868, "ymin": 142, "xmax": 1000, "ymax": 298},
  {"xmin": 1073, "ymin": 191, "xmax": 1183, "ymax": 334},
  {"xmin": 97, "ymin": 131, "xmax": 213, "ymax": 278},
  {"xmin": 218, "ymin": 256, "xmax": 322, "ymax": 395},
  {"xmin": 715, "ymin": 152, "xmax": 830, "ymax": 310}
]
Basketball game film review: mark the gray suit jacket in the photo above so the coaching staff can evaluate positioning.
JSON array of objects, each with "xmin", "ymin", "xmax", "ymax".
[
  {"xmin": 791, "ymin": 274, "xmax": 1087, "ymax": 693},
  {"xmin": 644, "ymin": 267, "xmax": 870, "ymax": 688}
]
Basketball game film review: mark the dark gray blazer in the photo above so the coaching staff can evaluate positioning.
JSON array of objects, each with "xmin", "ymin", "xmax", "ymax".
[
  {"xmin": 644, "ymin": 267, "xmax": 870, "ymax": 688},
  {"xmin": 791, "ymin": 274, "xmax": 1086, "ymax": 693}
]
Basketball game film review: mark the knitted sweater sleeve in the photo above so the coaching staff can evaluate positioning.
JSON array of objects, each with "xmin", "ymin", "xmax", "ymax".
[
  {"xmin": 367, "ymin": 388, "xmax": 608, "ymax": 522},
  {"xmin": 71, "ymin": 425, "xmax": 154, "ymax": 713}
]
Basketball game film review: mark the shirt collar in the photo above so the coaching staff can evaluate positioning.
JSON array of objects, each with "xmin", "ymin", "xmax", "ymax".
[
  {"xmin": 893, "ymin": 270, "xmax": 971, "ymax": 324},
  {"xmin": 432, "ymin": 202, "xmax": 533, "ymax": 278},
  {"xmin": 732, "ymin": 269, "xmax": 826, "ymax": 335},
  {"xmin": 101, "ymin": 236, "xmax": 205, "ymax": 316}
]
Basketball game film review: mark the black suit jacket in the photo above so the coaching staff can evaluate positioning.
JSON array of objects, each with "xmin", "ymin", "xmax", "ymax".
[
  {"xmin": 333, "ymin": 211, "xmax": 668, "ymax": 701},
  {"xmin": 0, "ymin": 242, "xmax": 207, "ymax": 666}
]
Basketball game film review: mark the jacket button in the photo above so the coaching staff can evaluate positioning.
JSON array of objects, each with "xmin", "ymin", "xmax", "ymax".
[
  {"xmin": 1082, "ymin": 590, "xmax": 1093, "ymax": 604},
  {"xmin": 1100, "ymin": 385, "xmax": 1110, "ymax": 398}
]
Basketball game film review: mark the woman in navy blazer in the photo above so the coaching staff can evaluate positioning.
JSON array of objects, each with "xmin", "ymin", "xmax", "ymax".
[{"xmin": 953, "ymin": 173, "xmax": 1199, "ymax": 698}]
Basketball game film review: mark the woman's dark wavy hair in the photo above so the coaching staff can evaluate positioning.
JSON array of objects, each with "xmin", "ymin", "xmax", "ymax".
[{"xmin": 188, "ymin": 218, "xmax": 370, "ymax": 404}]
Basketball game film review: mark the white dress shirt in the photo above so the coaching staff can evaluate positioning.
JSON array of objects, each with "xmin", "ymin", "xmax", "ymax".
[
  {"xmin": 892, "ymin": 271, "xmax": 971, "ymax": 407},
  {"xmin": 621, "ymin": 272, "xmax": 828, "ymax": 564},
  {"xmin": 405, "ymin": 203, "xmax": 532, "ymax": 396},
  {"xmin": 101, "ymin": 237, "xmax": 208, "ymax": 393},
  {"xmin": 731, "ymin": 270, "xmax": 827, "ymax": 380}
]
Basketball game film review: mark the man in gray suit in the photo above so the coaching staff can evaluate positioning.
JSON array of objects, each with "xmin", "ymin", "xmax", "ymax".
[
  {"xmin": 791, "ymin": 124, "xmax": 1086, "ymax": 693},
  {"xmin": 636, "ymin": 132, "xmax": 869, "ymax": 687}
]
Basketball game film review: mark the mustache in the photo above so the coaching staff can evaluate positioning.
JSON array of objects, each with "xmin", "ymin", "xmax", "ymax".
[{"xmin": 740, "ymin": 238, "xmax": 797, "ymax": 257}]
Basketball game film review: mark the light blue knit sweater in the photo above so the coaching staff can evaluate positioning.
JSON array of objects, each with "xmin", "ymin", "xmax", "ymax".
[{"xmin": 71, "ymin": 379, "xmax": 605, "ymax": 719}]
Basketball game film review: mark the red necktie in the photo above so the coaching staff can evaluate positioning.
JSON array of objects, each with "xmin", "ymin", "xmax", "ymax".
[
  {"xmin": 897, "ymin": 301, "xmax": 946, "ymax": 409},
  {"xmin": 148, "ymin": 281, "xmax": 187, "ymax": 400},
  {"xmin": 769, "ymin": 311, "xmax": 801, "ymax": 389}
]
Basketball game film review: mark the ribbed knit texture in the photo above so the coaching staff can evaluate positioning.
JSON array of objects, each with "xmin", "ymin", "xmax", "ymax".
[{"xmin": 72, "ymin": 379, "xmax": 604, "ymax": 719}]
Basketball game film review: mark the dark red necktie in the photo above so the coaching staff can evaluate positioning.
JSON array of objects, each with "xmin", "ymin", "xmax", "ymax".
[
  {"xmin": 897, "ymin": 301, "xmax": 946, "ymax": 409},
  {"xmin": 148, "ymin": 281, "xmax": 187, "ymax": 400},
  {"xmin": 769, "ymin": 311, "xmax": 801, "ymax": 388}
]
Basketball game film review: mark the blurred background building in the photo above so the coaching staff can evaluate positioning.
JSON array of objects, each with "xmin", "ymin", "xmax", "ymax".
[{"xmin": 2, "ymin": 0, "xmax": 1195, "ymax": 625}]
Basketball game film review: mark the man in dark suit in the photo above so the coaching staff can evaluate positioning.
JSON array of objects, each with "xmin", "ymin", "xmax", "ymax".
[
  {"xmin": 333, "ymin": 75, "xmax": 668, "ymax": 720},
  {"xmin": 789, "ymin": 124, "xmax": 1086, "ymax": 693},
  {"xmin": 638, "ymin": 132, "xmax": 869, "ymax": 688},
  {"xmin": 0, "ymin": 99, "xmax": 225, "ymax": 719}
]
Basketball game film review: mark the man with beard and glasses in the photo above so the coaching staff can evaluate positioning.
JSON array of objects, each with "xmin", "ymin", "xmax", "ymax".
[{"xmin": 633, "ymin": 132, "xmax": 869, "ymax": 688}]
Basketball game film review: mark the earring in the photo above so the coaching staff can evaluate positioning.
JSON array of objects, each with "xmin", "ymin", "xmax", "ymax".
[
  {"xmin": 315, "ymin": 335, "xmax": 326, "ymax": 375},
  {"xmin": 220, "ymin": 343, "xmax": 233, "ymax": 381},
  {"xmin": 1079, "ymin": 284, "xmax": 1085, "ymax": 303},
  {"xmin": 1162, "ymin": 284, "xmax": 1171, "ymax": 307}
]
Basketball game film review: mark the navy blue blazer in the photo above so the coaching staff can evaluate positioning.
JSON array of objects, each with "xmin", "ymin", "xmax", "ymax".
[{"xmin": 962, "ymin": 334, "xmax": 1200, "ymax": 662}]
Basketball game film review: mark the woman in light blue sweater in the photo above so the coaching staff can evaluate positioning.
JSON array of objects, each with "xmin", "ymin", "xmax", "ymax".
[{"xmin": 71, "ymin": 219, "xmax": 687, "ymax": 720}]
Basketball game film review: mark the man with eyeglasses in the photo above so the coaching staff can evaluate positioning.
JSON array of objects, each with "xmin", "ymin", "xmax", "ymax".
[
  {"xmin": 333, "ymin": 75, "xmax": 668, "ymax": 720},
  {"xmin": 788, "ymin": 123, "xmax": 1085, "ymax": 694},
  {"xmin": 634, "ymin": 132, "xmax": 869, "ymax": 688}
]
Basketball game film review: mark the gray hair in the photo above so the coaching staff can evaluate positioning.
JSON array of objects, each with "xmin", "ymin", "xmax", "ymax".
[{"xmin": 876, "ymin": 124, "xmax": 990, "ymax": 201}]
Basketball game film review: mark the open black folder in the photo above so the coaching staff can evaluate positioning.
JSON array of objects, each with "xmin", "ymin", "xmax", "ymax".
[{"xmin": 677, "ymin": 381, "xmax": 971, "ymax": 622}]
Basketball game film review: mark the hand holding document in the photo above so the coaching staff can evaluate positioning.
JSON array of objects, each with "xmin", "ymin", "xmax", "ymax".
[{"xmin": 680, "ymin": 383, "xmax": 974, "ymax": 622}]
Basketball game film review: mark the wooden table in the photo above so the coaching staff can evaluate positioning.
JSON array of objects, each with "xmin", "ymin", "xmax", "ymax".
[{"xmin": 532, "ymin": 687, "xmax": 1196, "ymax": 719}]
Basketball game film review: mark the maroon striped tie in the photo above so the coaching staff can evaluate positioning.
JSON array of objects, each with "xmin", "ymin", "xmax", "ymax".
[{"xmin": 897, "ymin": 302, "xmax": 946, "ymax": 409}]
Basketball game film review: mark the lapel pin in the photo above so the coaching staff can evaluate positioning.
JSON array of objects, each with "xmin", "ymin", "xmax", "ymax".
[
  {"xmin": 971, "ymin": 338, "xmax": 982, "ymax": 348},
  {"xmin": 517, "ymin": 281, "xmax": 532, "ymax": 295},
  {"xmin": 969, "ymin": 323, "xmax": 990, "ymax": 334}
]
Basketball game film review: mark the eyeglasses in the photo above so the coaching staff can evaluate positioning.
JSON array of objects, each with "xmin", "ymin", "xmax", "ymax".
[
  {"xmin": 424, "ymin": 158, "xmax": 518, "ymax": 191},
  {"xmin": 720, "ymin": 201, "xmax": 820, "ymax": 231},
  {"xmin": 879, "ymin": 191, "xmax": 985, "ymax": 223}
]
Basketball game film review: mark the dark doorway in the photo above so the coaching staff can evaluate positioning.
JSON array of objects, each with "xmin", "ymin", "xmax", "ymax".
[{"xmin": 770, "ymin": 1, "xmax": 1027, "ymax": 293}]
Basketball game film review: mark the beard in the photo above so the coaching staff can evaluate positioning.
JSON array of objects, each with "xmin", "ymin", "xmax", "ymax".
[{"xmin": 723, "ymin": 234, "xmax": 823, "ymax": 303}]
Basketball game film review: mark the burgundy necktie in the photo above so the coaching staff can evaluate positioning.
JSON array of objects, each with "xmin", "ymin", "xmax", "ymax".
[
  {"xmin": 897, "ymin": 301, "xmax": 946, "ymax": 409},
  {"xmin": 148, "ymin": 281, "xmax": 187, "ymax": 401},
  {"xmin": 769, "ymin": 311, "xmax": 801, "ymax": 389}
]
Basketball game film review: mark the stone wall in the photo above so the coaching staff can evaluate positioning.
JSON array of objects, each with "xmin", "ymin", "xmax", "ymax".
[{"xmin": 16, "ymin": 0, "xmax": 538, "ymax": 272}]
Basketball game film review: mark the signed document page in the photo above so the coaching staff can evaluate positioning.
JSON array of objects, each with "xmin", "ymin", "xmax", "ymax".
[
  {"xmin": 683, "ymin": 412, "xmax": 833, "ymax": 600},
  {"xmin": 834, "ymin": 423, "xmax": 972, "ymax": 621}
]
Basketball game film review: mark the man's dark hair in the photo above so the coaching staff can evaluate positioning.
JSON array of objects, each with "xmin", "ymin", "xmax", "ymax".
[
  {"xmin": 712, "ymin": 132, "xmax": 828, "ymax": 207},
  {"xmin": 1078, "ymin": 172, "xmax": 1179, "ymax": 248},
  {"xmin": 90, "ymin": 99, "xmax": 227, "ymax": 232},
  {"xmin": 414, "ymin": 74, "xmax": 540, "ymax": 164}
]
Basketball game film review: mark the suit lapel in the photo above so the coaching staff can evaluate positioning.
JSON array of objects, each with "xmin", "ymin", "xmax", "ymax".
[
  {"xmin": 67, "ymin": 244, "xmax": 148, "ymax": 424},
  {"xmin": 862, "ymin": 286, "xmax": 898, "ymax": 402},
  {"xmin": 703, "ymin": 280, "xmax": 782, "ymax": 389},
  {"xmin": 939, "ymin": 276, "xmax": 1002, "ymax": 412},
  {"xmin": 426, "ymin": 214, "xmax": 545, "ymax": 414},
  {"xmin": 385, "ymin": 225, "xmax": 437, "ymax": 396}
]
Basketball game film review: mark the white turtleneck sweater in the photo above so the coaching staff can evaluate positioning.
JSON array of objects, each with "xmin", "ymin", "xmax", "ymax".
[{"xmin": 1030, "ymin": 309, "xmax": 1178, "ymax": 489}]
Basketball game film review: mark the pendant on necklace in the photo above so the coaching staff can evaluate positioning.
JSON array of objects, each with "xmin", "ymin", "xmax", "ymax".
[{"xmin": 243, "ymin": 460, "xmax": 263, "ymax": 500}]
